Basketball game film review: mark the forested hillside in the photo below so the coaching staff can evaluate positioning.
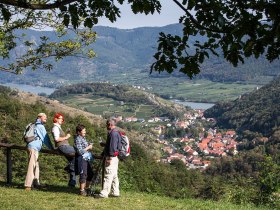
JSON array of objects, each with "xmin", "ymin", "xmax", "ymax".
[
  {"xmin": 0, "ymin": 24, "xmax": 279, "ymax": 88},
  {"xmin": 204, "ymin": 76, "xmax": 280, "ymax": 161},
  {"xmin": 204, "ymin": 76, "xmax": 280, "ymax": 137}
]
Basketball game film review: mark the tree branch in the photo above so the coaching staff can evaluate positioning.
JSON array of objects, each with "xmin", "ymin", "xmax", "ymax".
[
  {"xmin": 0, "ymin": 66, "xmax": 17, "ymax": 74},
  {"xmin": 0, "ymin": 0, "xmax": 78, "ymax": 10},
  {"xmin": 172, "ymin": 0, "xmax": 227, "ymax": 33}
]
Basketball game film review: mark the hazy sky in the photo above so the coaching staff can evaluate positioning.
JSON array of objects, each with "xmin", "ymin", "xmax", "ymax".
[{"xmin": 97, "ymin": 1, "xmax": 185, "ymax": 29}]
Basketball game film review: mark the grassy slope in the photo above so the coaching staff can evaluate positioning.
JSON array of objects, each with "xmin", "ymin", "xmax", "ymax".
[
  {"xmin": 144, "ymin": 79, "xmax": 259, "ymax": 103},
  {"xmin": 0, "ymin": 185, "xmax": 270, "ymax": 210}
]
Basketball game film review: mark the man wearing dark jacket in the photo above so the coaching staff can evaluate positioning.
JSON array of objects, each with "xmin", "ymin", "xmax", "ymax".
[{"xmin": 95, "ymin": 118, "xmax": 121, "ymax": 198}]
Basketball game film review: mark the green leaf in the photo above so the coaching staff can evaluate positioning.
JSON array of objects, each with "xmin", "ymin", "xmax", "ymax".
[
  {"xmin": 1, "ymin": 7, "xmax": 11, "ymax": 22},
  {"xmin": 187, "ymin": 0, "xmax": 195, "ymax": 9},
  {"xmin": 84, "ymin": 18, "xmax": 93, "ymax": 28},
  {"xmin": 63, "ymin": 14, "xmax": 70, "ymax": 27}
]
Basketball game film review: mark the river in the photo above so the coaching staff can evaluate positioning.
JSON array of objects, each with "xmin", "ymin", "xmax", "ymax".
[
  {"xmin": 1, "ymin": 83, "xmax": 56, "ymax": 95},
  {"xmin": 172, "ymin": 100, "xmax": 215, "ymax": 110}
]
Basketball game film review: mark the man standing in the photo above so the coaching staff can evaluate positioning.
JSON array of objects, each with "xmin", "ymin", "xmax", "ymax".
[
  {"xmin": 95, "ymin": 118, "xmax": 122, "ymax": 198},
  {"xmin": 24, "ymin": 113, "xmax": 54, "ymax": 191}
]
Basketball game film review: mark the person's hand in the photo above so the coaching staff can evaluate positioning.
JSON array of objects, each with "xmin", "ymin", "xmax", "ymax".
[
  {"xmin": 66, "ymin": 134, "xmax": 71, "ymax": 139},
  {"xmin": 87, "ymin": 144, "xmax": 93, "ymax": 150}
]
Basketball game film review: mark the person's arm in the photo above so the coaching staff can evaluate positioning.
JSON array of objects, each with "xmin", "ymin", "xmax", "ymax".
[
  {"xmin": 36, "ymin": 125, "xmax": 54, "ymax": 150},
  {"xmin": 105, "ymin": 131, "xmax": 119, "ymax": 165},
  {"xmin": 75, "ymin": 136, "xmax": 92, "ymax": 155},
  {"xmin": 108, "ymin": 131, "xmax": 120, "ymax": 157},
  {"xmin": 44, "ymin": 133, "xmax": 54, "ymax": 150}
]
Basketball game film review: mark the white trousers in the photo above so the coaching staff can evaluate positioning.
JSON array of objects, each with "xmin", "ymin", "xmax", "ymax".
[
  {"xmin": 24, "ymin": 149, "xmax": 40, "ymax": 187},
  {"xmin": 100, "ymin": 157, "xmax": 119, "ymax": 197}
]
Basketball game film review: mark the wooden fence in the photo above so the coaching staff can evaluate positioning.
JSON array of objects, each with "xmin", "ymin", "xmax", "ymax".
[{"xmin": 0, "ymin": 142, "xmax": 102, "ymax": 185}]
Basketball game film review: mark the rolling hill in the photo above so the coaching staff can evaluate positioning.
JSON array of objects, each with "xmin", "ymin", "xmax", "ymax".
[
  {"xmin": 204, "ymin": 76, "xmax": 280, "ymax": 138},
  {"xmin": 49, "ymin": 82, "xmax": 189, "ymax": 120}
]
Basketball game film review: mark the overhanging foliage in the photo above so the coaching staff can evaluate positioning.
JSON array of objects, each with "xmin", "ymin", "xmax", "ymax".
[{"xmin": 0, "ymin": 1, "xmax": 279, "ymax": 78}]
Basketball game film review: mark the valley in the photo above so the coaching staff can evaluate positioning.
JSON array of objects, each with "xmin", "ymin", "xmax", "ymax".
[
  {"xmin": 0, "ymin": 24, "xmax": 278, "ymax": 104},
  {"xmin": 0, "ymin": 2, "xmax": 280, "ymax": 208},
  {"xmin": 2, "ymin": 79, "xmax": 259, "ymax": 103},
  {"xmin": 49, "ymin": 83, "xmax": 241, "ymax": 170}
]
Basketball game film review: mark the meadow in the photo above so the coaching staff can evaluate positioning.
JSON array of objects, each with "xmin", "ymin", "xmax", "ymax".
[
  {"xmin": 0, "ymin": 184, "xmax": 271, "ymax": 210},
  {"xmin": 96, "ymin": 74, "xmax": 259, "ymax": 102},
  {"xmin": 60, "ymin": 95, "xmax": 155, "ymax": 119},
  {"xmin": 143, "ymin": 79, "xmax": 259, "ymax": 102}
]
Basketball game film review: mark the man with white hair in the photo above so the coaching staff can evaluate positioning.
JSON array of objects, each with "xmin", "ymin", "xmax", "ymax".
[
  {"xmin": 24, "ymin": 113, "xmax": 54, "ymax": 191},
  {"xmin": 95, "ymin": 118, "xmax": 122, "ymax": 198}
]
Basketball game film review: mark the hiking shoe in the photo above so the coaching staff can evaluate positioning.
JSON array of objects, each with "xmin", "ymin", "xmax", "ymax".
[
  {"xmin": 25, "ymin": 187, "xmax": 32, "ymax": 191},
  {"xmin": 85, "ymin": 189, "xmax": 92, "ymax": 196},
  {"xmin": 68, "ymin": 183, "xmax": 76, "ymax": 188},
  {"xmin": 94, "ymin": 194, "xmax": 107, "ymax": 199},
  {"xmin": 109, "ymin": 194, "xmax": 120, "ymax": 198},
  {"xmin": 32, "ymin": 179, "xmax": 42, "ymax": 189},
  {"xmin": 79, "ymin": 190, "xmax": 87, "ymax": 196}
]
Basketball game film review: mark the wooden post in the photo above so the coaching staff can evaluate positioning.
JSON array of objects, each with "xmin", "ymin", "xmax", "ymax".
[{"xmin": 6, "ymin": 148, "xmax": 12, "ymax": 185}]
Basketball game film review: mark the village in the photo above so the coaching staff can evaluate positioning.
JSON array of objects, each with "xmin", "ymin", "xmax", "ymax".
[{"xmin": 112, "ymin": 108, "xmax": 238, "ymax": 170}]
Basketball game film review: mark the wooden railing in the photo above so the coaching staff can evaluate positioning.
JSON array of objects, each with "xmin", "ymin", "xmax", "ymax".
[{"xmin": 0, "ymin": 142, "xmax": 102, "ymax": 185}]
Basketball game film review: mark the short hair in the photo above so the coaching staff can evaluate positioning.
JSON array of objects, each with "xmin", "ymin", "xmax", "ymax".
[
  {"xmin": 76, "ymin": 124, "xmax": 86, "ymax": 134},
  {"xmin": 53, "ymin": 113, "xmax": 64, "ymax": 123},
  {"xmin": 106, "ymin": 118, "xmax": 116, "ymax": 126},
  {"xmin": 37, "ymin": 113, "xmax": 46, "ymax": 118}
]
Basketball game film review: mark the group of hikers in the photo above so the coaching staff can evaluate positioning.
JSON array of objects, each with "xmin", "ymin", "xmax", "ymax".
[{"xmin": 24, "ymin": 112, "xmax": 122, "ymax": 198}]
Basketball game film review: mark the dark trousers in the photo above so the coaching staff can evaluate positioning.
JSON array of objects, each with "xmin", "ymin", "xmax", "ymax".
[
  {"xmin": 58, "ymin": 145, "xmax": 76, "ymax": 186},
  {"xmin": 80, "ymin": 158, "xmax": 94, "ymax": 184}
]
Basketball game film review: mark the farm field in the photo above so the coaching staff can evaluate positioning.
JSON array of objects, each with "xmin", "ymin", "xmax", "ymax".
[
  {"xmin": 96, "ymin": 75, "xmax": 260, "ymax": 102},
  {"xmin": 143, "ymin": 79, "xmax": 259, "ymax": 102},
  {"xmin": 60, "ymin": 94, "xmax": 155, "ymax": 119}
]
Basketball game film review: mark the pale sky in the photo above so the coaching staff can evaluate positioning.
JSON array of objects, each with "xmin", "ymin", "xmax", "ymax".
[{"xmin": 97, "ymin": 1, "xmax": 185, "ymax": 29}]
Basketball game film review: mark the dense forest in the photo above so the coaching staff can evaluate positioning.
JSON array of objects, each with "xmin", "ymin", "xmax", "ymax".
[{"xmin": 0, "ymin": 85, "xmax": 279, "ymax": 207}]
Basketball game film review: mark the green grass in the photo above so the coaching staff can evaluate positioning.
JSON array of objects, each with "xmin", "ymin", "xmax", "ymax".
[
  {"xmin": 58, "ymin": 95, "xmax": 157, "ymax": 120},
  {"xmin": 0, "ymin": 184, "xmax": 271, "ymax": 210},
  {"xmin": 99, "ymin": 74, "xmax": 259, "ymax": 102},
  {"xmin": 145, "ymin": 79, "xmax": 259, "ymax": 102}
]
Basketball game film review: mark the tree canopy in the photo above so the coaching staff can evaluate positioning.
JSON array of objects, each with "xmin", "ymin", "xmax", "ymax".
[{"xmin": 0, "ymin": 0, "xmax": 279, "ymax": 78}]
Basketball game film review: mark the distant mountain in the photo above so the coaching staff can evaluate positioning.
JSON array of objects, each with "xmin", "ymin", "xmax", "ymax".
[
  {"xmin": 0, "ymin": 24, "xmax": 279, "ymax": 87},
  {"xmin": 204, "ymin": 76, "xmax": 280, "ymax": 137}
]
